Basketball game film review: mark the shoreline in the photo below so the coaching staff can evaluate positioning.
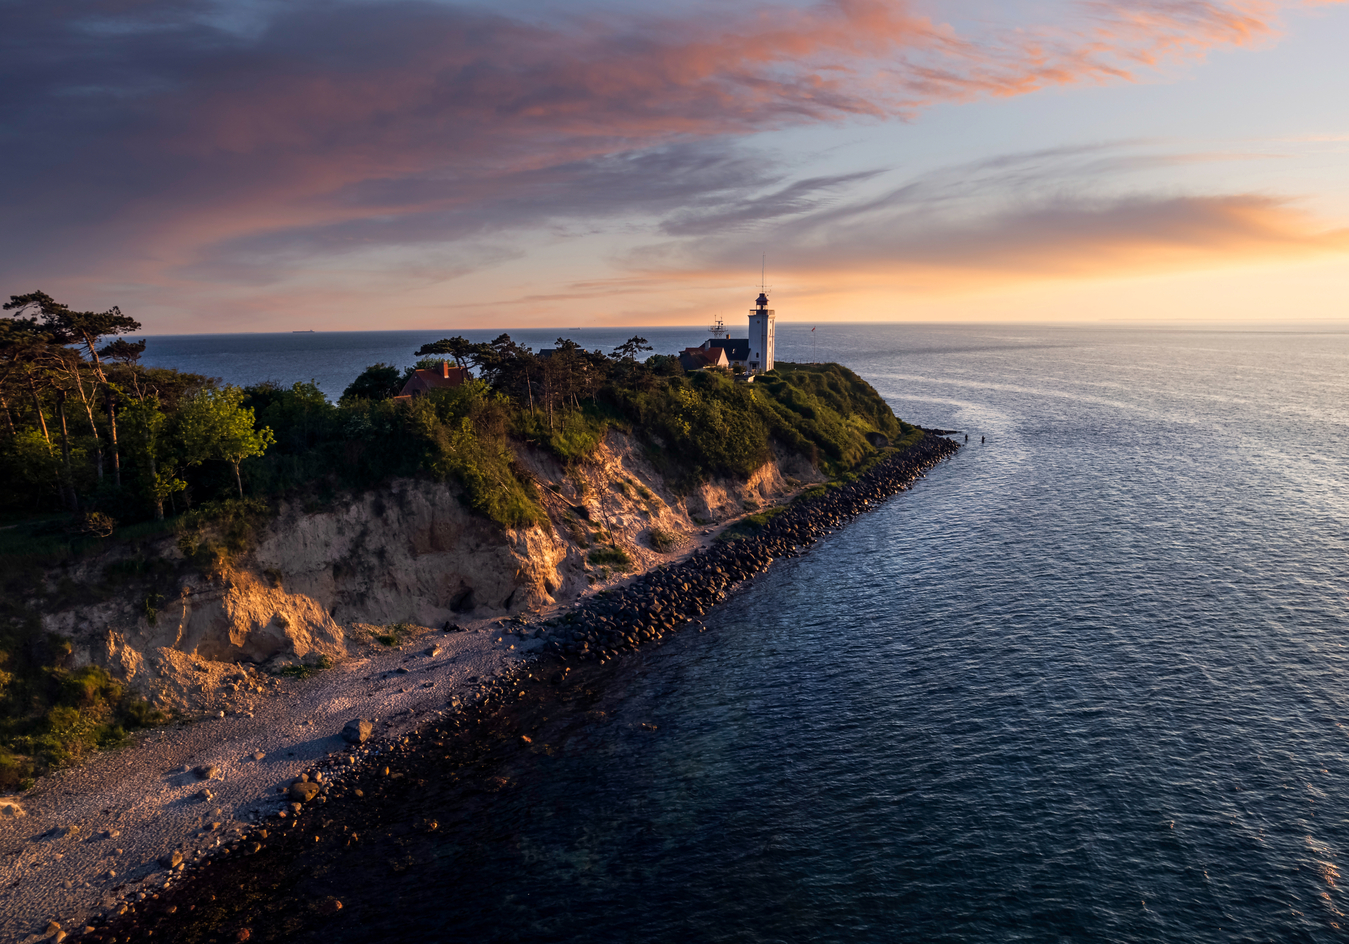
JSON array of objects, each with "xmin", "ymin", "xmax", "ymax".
[
  {"xmin": 6, "ymin": 432, "xmax": 959, "ymax": 944},
  {"xmin": 541, "ymin": 432, "xmax": 961, "ymax": 665}
]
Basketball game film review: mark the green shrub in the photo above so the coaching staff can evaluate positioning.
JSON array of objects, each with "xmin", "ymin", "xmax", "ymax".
[
  {"xmin": 410, "ymin": 385, "xmax": 544, "ymax": 529},
  {"xmin": 647, "ymin": 529, "xmax": 680, "ymax": 553},
  {"xmin": 0, "ymin": 664, "xmax": 159, "ymax": 773},
  {"xmin": 175, "ymin": 497, "xmax": 270, "ymax": 578},
  {"xmin": 276, "ymin": 656, "xmax": 333, "ymax": 679},
  {"xmin": 588, "ymin": 547, "xmax": 632, "ymax": 569},
  {"xmin": 0, "ymin": 750, "xmax": 34, "ymax": 792},
  {"xmin": 516, "ymin": 405, "xmax": 614, "ymax": 464},
  {"xmin": 715, "ymin": 506, "xmax": 786, "ymax": 542},
  {"xmin": 371, "ymin": 622, "xmax": 418, "ymax": 647}
]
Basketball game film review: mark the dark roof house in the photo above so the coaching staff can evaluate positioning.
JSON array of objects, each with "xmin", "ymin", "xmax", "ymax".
[
  {"xmin": 397, "ymin": 360, "xmax": 470, "ymax": 398},
  {"xmin": 679, "ymin": 346, "xmax": 730, "ymax": 371},
  {"xmin": 704, "ymin": 338, "xmax": 749, "ymax": 362}
]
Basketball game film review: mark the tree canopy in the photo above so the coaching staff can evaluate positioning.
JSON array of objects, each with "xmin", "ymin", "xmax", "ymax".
[
  {"xmin": 340, "ymin": 363, "xmax": 403, "ymax": 403},
  {"xmin": 178, "ymin": 386, "xmax": 276, "ymax": 499}
]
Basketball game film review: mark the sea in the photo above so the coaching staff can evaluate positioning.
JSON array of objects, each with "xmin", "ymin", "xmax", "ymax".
[{"xmin": 141, "ymin": 324, "xmax": 1349, "ymax": 942}]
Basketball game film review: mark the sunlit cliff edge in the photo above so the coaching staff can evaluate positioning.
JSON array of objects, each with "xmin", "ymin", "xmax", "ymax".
[{"xmin": 36, "ymin": 429, "xmax": 824, "ymax": 714}]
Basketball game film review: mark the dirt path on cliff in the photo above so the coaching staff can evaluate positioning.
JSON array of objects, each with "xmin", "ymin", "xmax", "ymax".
[{"xmin": 0, "ymin": 622, "xmax": 544, "ymax": 944}]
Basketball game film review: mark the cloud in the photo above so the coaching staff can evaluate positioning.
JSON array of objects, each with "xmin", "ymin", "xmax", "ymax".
[
  {"xmin": 0, "ymin": 0, "xmax": 1339, "ymax": 318},
  {"xmin": 831, "ymin": 193, "xmax": 1349, "ymax": 282},
  {"xmin": 629, "ymin": 143, "xmax": 1349, "ymax": 291}
]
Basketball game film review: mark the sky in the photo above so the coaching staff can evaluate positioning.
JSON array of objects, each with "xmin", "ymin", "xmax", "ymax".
[{"xmin": 2, "ymin": 0, "xmax": 1348, "ymax": 332}]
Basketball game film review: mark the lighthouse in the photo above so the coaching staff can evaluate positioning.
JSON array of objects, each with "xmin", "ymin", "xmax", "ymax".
[{"xmin": 747, "ymin": 289, "xmax": 775, "ymax": 373}]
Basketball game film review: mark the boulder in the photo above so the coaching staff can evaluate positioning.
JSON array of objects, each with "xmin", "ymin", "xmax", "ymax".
[
  {"xmin": 158, "ymin": 850, "xmax": 183, "ymax": 869},
  {"xmin": 193, "ymin": 764, "xmax": 219, "ymax": 781},
  {"xmin": 288, "ymin": 781, "xmax": 321, "ymax": 803},
  {"xmin": 341, "ymin": 719, "xmax": 372, "ymax": 744}
]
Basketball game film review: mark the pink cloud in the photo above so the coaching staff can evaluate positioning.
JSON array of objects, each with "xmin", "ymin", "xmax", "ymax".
[{"xmin": 0, "ymin": 0, "xmax": 1339, "ymax": 322}]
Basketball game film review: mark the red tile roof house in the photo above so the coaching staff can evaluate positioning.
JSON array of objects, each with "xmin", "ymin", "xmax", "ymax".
[
  {"xmin": 395, "ymin": 360, "xmax": 470, "ymax": 399},
  {"xmin": 678, "ymin": 346, "xmax": 730, "ymax": 371}
]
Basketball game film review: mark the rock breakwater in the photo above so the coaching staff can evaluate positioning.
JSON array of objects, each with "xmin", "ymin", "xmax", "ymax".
[{"xmin": 543, "ymin": 432, "xmax": 961, "ymax": 663}]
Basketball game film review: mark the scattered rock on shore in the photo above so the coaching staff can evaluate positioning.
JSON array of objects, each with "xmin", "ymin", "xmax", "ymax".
[
  {"xmin": 342, "ymin": 719, "xmax": 373, "ymax": 744},
  {"xmin": 288, "ymin": 781, "xmax": 321, "ymax": 803}
]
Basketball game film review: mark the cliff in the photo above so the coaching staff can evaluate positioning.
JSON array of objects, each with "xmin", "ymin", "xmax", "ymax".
[{"xmin": 37, "ymin": 431, "xmax": 823, "ymax": 711}]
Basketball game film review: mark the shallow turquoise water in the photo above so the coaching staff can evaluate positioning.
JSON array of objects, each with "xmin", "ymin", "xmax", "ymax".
[{"xmin": 163, "ymin": 325, "xmax": 1349, "ymax": 942}]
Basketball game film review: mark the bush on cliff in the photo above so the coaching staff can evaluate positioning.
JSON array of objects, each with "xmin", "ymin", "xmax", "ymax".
[
  {"xmin": 0, "ymin": 631, "xmax": 166, "ymax": 788},
  {"xmin": 239, "ymin": 378, "xmax": 542, "ymax": 527},
  {"xmin": 599, "ymin": 361, "xmax": 911, "ymax": 485}
]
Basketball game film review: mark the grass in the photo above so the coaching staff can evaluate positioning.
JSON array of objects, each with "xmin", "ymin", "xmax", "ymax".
[
  {"xmin": 795, "ymin": 485, "xmax": 830, "ymax": 503},
  {"xmin": 515, "ymin": 402, "xmax": 621, "ymax": 465},
  {"xmin": 588, "ymin": 546, "xmax": 633, "ymax": 569},
  {"xmin": 715, "ymin": 506, "xmax": 787, "ymax": 542},
  {"xmin": 0, "ymin": 664, "xmax": 169, "ymax": 790},
  {"xmin": 647, "ymin": 528, "xmax": 680, "ymax": 552},
  {"xmin": 371, "ymin": 622, "xmax": 419, "ymax": 647},
  {"xmin": 274, "ymin": 656, "xmax": 334, "ymax": 679}
]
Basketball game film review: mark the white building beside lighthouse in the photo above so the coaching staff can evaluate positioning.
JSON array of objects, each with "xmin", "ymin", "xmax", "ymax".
[{"xmin": 696, "ymin": 287, "xmax": 777, "ymax": 376}]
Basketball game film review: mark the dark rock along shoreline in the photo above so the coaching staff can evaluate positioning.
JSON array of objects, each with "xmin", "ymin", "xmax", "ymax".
[
  {"xmin": 75, "ymin": 432, "xmax": 960, "ymax": 944},
  {"xmin": 542, "ymin": 431, "xmax": 962, "ymax": 664}
]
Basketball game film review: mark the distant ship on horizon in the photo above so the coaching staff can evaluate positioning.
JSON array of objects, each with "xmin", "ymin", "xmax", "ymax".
[{"xmin": 292, "ymin": 329, "xmax": 315, "ymax": 333}]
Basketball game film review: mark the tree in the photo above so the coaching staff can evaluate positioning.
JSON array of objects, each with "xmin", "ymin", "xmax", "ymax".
[
  {"xmin": 340, "ymin": 364, "xmax": 404, "ymax": 403},
  {"xmin": 613, "ymin": 336, "xmax": 653, "ymax": 361},
  {"xmin": 0, "ymin": 318, "xmax": 77, "ymax": 506},
  {"xmin": 98, "ymin": 338, "xmax": 146, "ymax": 366},
  {"xmin": 415, "ymin": 337, "xmax": 478, "ymax": 369},
  {"xmin": 178, "ymin": 386, "xmax": 275, "ymax": 499},
  {"xmin": 4, "ymin": 292, "xmax": 141, "ymax": 487},
  {"xmin": 122, "ymin": 397, "xmax": 183, "ymax": 520}
]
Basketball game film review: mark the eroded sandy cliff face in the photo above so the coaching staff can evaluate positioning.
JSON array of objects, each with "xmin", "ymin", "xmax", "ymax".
[{"xmin": 40, "ymin": 431, "xmax": 821, "ymax": 708}]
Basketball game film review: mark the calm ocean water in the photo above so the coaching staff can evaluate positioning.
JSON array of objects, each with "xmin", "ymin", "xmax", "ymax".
[{"xmin": 148, "ymin": 325, "xmax": 1349, "ymax": 942}]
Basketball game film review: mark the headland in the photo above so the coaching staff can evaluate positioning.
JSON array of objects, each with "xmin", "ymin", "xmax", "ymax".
[
  {"xmin": 6, "ymin": 429, "xmax": 957, "ymax": 943},
  {"xmin": 0, "ymin": 325, "xmax": 958, "ymax": 940}
]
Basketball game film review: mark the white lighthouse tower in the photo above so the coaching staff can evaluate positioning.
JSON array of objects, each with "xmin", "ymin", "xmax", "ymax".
[{"xmin": 747, "ymin": 288, "xmax": 775, "ymax": 373}]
